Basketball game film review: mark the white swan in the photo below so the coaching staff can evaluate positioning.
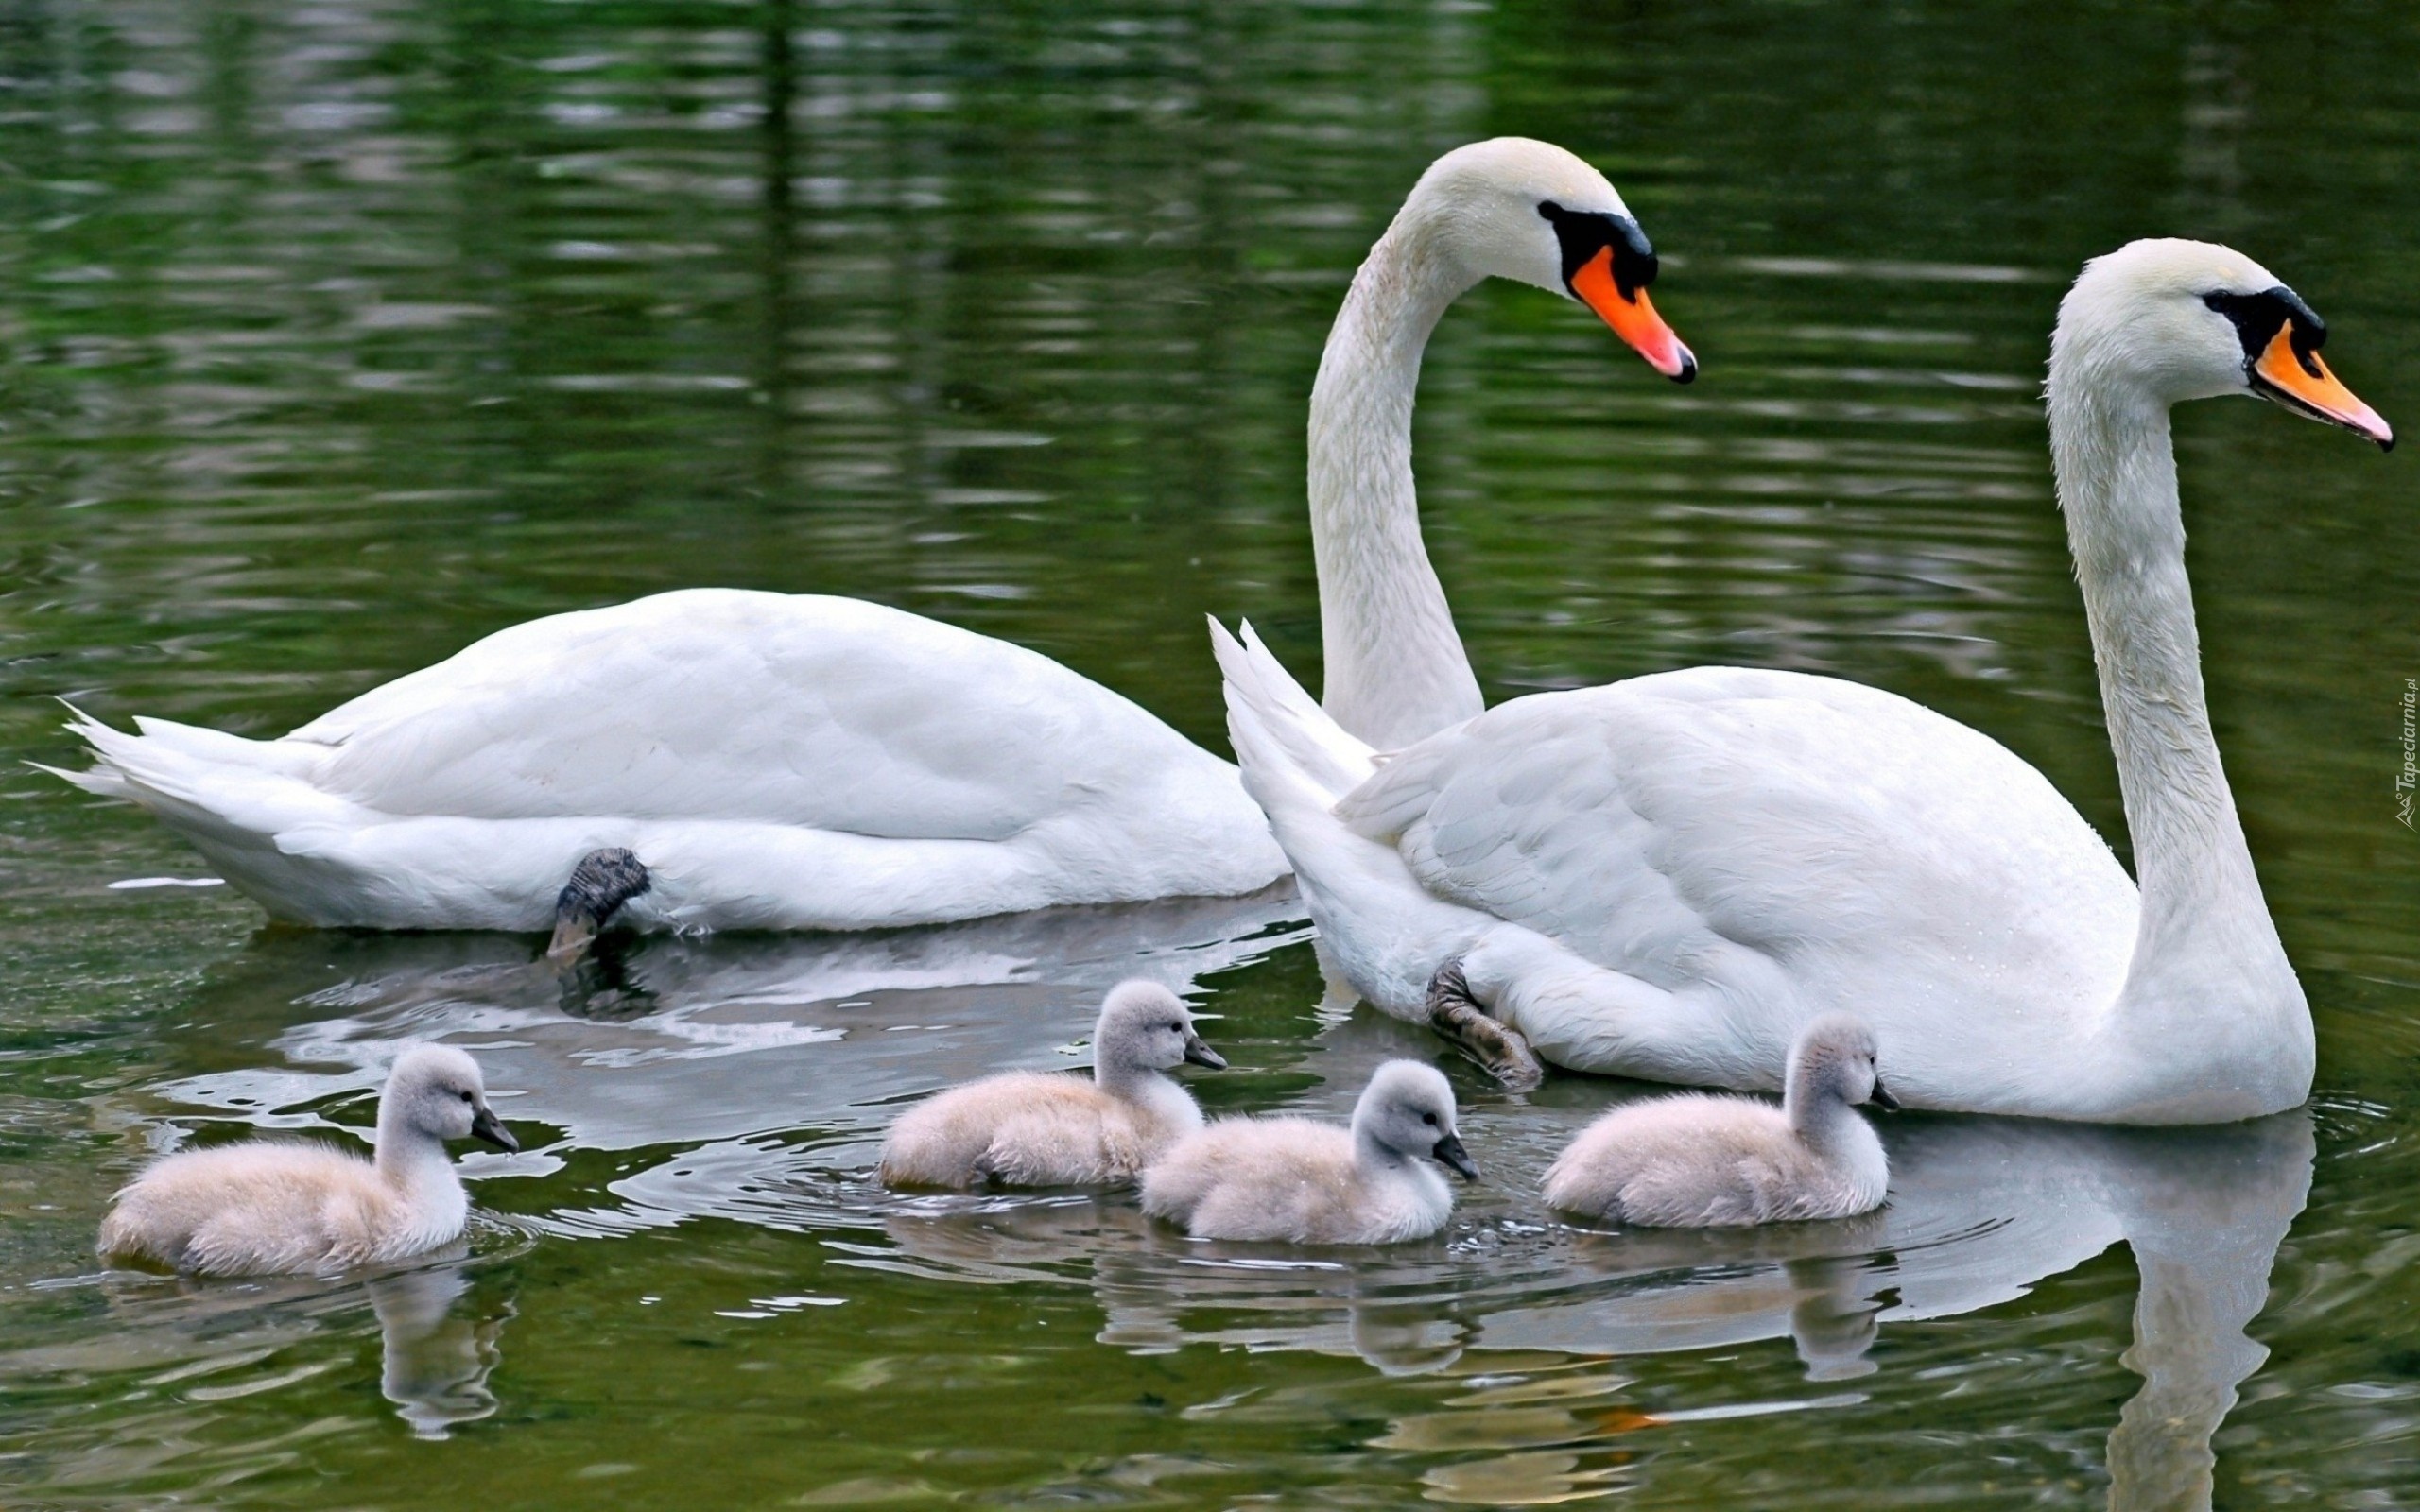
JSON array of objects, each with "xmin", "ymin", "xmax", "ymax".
[
  {"xmin": 1139, "ymin": 1059, "xmax": 1478, "ymax": 1245},
  {"xmin": 48, "ymin": 592, "xmax": 1286, "ymax": 936},
  {"xmin": 42, "ymin": 139, "xmax": 1686, "ymax": 940},
  {"xmin": 877, "ymin": 980, "xmax": 1225, "ymax": 1190},
  {"xmin": 1542, "ymin": 1013, "xmax": 1894, "ymax": 1227},
  {"xmin": 96, "ymin": 1044, "xmax": 519, "ymax": 1275},
  {"xmin": 1218, "ymin": 237, "xmax": 2392, "ymax": 1124}
]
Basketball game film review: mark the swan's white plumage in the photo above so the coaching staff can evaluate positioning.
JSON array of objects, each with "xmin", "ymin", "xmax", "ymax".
[
  {"xmin": 54, "ymin": 590, "xmax": 1287, "ymax": 931},
  {"xmin": 1221, "ymin": 234, "xmax": 2358, "ymax": 1124},
  {"xmin": 1139, "ymin": 1059, "xmax": 1468, "ymax": 1246},
  {"xmin": 1542, "ymin": 1014, "xmax": 1892, "ymax": 1227},
  {"xmin": 96, "ymin": 1045, "xmax": 509, "ymax": 1276},
  {"xmin": 878, "ymin": 981, "xmax": 1216, "ymax": 1189}
]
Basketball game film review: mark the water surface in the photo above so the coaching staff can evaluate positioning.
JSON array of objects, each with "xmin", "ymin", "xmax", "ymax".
[{"xmin": 4, "ymin": 1, "xmax": 2419, "ymax": 1507}]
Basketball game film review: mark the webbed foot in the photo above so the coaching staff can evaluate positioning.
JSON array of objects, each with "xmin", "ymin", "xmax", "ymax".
[
  {"xmin": 1426, "ymin": 958, "xmax": 1545, "ymax": 1091},
  {"xmin": 545, "ymin": 848, "xmax": 652, "ymax": 963}
]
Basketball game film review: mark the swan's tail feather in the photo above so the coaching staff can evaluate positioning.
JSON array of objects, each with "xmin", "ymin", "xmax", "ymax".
[
  {"xmin": 44, "ymin": 702, "xmax": 348, "ymax": 846},
  {"xmin": 1210, "ymin": 619, "xmax": 1471, "ymax": 1023},
  {"xmin": 1207, "ymin": 618, "xmax": 1375, "ymax": 804}
]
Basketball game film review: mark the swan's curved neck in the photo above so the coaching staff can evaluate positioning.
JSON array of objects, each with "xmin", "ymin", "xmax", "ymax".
[
  {"xmin": 2048, "ymin": 369, "xmax": 2306, "ymax": 1074},
  {"xmin": 1093, "ymin": 1056, "xmax": 1164, "ymax": 1100},
  {"xmin": 1309, "ymin": 219, "xmax": 1485, "ymax": 750},
  {"xmin": 375, "ymin": 1108, "xmax": 456, "ymax": 1192},
  {"xmin": 1783, "ymin": 1074, "xmax": 1858, "ymax": 1154}
]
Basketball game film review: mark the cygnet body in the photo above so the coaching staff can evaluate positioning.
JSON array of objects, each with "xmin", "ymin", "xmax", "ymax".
[
  {"xmin": 1140, "ymin": 1059, "xmax": 1478, "ymax": 1246},
  {"xmin": 878, "ymin": 981, "xmax": 1225, "ymax": 1189},
  {"xmin": 97, "ymin": 1044, "xmax": 520, "ymax": 1276},
  {"xmin": 1543, "ymin": 1014, "xmax": 1894, "ymax": 1227}
]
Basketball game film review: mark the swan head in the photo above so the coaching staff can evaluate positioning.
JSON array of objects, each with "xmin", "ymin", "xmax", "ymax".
[
  {"xmin": 1789, "ymin": 1014, "xmax": 1897, "ymax": 1112},
  {"xmin": 2055, "ymin": 238, "xmax": 2392, "ymax": 450},
  {"xmin": 1402, "ymin": 137, "xmax": 1695, "ymax": 383},
  {"xmin": 1094, "ymin": 980, "xmax": 1225, "ymax": 1075},
  {"xmin": 386, "ymin": 1044, "xmax": 518, "ymax": 1152},
  {"xmin": 1353, "ymin": 1060, "xmax": 1478, "ymax": 1180}
]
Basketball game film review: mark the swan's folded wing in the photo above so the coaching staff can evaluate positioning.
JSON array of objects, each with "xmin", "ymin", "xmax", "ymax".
[
  {"xmin": 288, "ymin": 590, "xmax": 1219, "ymax": 838},
  {"xmin": 1333, "ymin": 668, "xmax": 2136, "ymax": 982}
]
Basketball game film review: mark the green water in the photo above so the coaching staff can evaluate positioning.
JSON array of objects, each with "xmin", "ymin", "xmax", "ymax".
[{"xmin": 5, "ymin": 1, "xmax": 2419, "ymax": 1505}]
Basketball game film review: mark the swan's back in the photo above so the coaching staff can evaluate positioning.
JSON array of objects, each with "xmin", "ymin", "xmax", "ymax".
[
  {"xmin": 878, "ymin": 1072, "xmax": 1188, "ymax": 1189},
  {"xmin": 1141, "ymin": 1116, "xmax": 1453, "ymax": 1246},
  {"xmin": 60, "ymin": 589, "xmax": 1287, "ymax": 931},
  {"xmin": 1543, "ymin": 1093, "xmax": 1877, "ymax": 1227},
  {"xmin": 293, "ymin": 591, "xmax": 1229, "ymax": 833},
  {"xmin": 1338, "ymin": 666, "xmax": 2139, "ymax": 1047},
  {"xmin": 97, "ymin": 1142, "xmax": 401, "ymax": 1276}
]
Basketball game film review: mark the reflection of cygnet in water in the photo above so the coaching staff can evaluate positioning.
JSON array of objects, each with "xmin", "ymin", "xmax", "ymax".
[
  {"xmin": 367, "ymin": 1262, "xmax": 513, "ymax": 1439},
  {"xmin": 1543, "ymin": 1014, "xmax": 1893, "ymax": 1227},
  {"xmin": 97, "ymin": 1046, "xmax": 520, "ymax": 1275},
  {"xmin": 879, "ymin": 982, "xmax": 1225, "ymax": 1189},
  {"xmin": 1142, "ymin": 1060, "xmax": 1478, "ymax": 1244}
]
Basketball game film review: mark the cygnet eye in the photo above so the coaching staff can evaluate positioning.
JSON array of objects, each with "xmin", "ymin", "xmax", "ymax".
[
  {"xmin": 458, "ymin": 1091, "xmax": 475, "ymax": 1104},
  {"xmin": 1421, "ymin": 1111, "xmax": 1438, "ymax": 1126}
]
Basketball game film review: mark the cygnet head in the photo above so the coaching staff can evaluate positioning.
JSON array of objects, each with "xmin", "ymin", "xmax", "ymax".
[
  {"xmin": 1092, "ymin": 981, "xmax": 1225, "ymax": 1080},
  {"xmin": 383, "ymin": 1045, "xmax": 517, "ymax": 1152},
  {"xmin": 2053, "ymin": 238, "xmax": 2391, "ymax": 449},
  {"xmin": 1352, "ymin": 1060, "xmax": 1478, "ymax": 1180},
  {"xmin": 1787, "ymin": 1015, "xmax": 1897, "ymax": 1116},
  {"xmin": 1397, "ymin": 137, "xmax": 1694, "ymax": 383}
]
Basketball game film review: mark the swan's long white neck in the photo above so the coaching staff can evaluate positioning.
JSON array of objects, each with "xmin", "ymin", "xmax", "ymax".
[
  {"xmin": 1309, "ymin": 218, "xmax": 1486, "ymax": 750},
  {"xmin": 2048, "ymin": 359, "xmax": 2309, "ymax": 1094}
]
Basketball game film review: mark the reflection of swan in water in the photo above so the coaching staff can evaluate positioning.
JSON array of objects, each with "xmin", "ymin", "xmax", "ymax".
[
  {"xmin": 366, "ymin": 1262, "xmax": 512, "ymax": 1439},
  {"xmin": 0, "ymin": 1254, "xmax": 512, "ymax": 1444},
  {"xmin": 877, "ymin": 1008, "xmax": 2310, "ymax": 1508},
  {"xmin": 135, "ymin": 889, "xmax": 1304, "ymax": 1232}
]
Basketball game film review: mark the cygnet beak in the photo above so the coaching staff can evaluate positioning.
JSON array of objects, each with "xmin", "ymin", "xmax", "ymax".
[
  {"xmin": 1182, "ymin": 1032, "xmax": 1227, "ymax": 1071},
  {"xmin": 1432, "ymin": 1132, "xmax": 1480, "ymax": 1181},
  {"xmin": 1868, "ymin": 1077, "xmax": 1902, "ymax": 1112},
  {"xmin": 470, "ymin": 1104, "xmax": 520, "ymax": 1152}
]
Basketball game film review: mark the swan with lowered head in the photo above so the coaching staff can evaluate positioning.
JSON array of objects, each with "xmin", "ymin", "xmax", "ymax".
[
  {"xmin": 1139, "ymin": 1059, "xmax": 1478, "ymax": 1245},
  {"xmin": 45, "ymin": 590, "xmax": 1287, "ymax": 940},
  {"xmin": 37, "ymin": 139, "xmax": 1689, "ymax": 940},
  {"xmin": 878, "ymin": 980, "xmax": 1226, "ymax": 1189},
  {"xmin": 1543, "ymin": 1013, "xmax": 1895, "ymax": 1226},
  {"xmin": 1217, "ymin": 236, "xmax": 2390, "ymax": 1123},
  {"xmin": 97, "ymin": 1044, "xmax": 520, "ymax": 1276}
]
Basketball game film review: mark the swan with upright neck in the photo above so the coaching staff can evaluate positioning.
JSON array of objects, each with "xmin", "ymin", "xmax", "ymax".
[
  {"xmin": 1309, "ymin": 138, "xmax": 1694, "ymax": 748},
  {"xmin": 96, "ymin": 1044, "xmax": 520, "ymax": 1275},
  {"xmin": 1219, "ymin": 233, "xmax": 2389, "ymax": 1123}
]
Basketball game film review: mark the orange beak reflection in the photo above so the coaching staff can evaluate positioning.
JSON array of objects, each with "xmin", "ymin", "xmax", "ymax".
[
  {"xmin": 2252, "ymin": 325, "xmax": 2394, "ymax": 450},
  {"xmin": 1569, "ymin": 246, "xmax": 1696, "ymax": 383}
]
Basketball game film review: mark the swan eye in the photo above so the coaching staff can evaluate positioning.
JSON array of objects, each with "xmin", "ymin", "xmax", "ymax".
[
  {"xmin": 458, "ymin": 1091, "xmax": 475, "ymax": 1103},
  {"xmin": 1421, "ymin": 1112, "xmax": 1438, "ymax": 1126}
]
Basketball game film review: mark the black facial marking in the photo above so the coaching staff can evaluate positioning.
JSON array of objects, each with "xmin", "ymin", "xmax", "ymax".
[
  {"xmin": 1537, "ymin": 200, "xmax": 1658, "ymax": 300},
  {"xmin": 2204, "ymin": 284, "xmax": 2326, "ymax": 377}
]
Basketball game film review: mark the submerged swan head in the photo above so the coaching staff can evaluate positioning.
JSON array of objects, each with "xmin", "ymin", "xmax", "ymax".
[
  {"xmin": 2054, "ymin": 237, "xmax": 2392, "ymax": 449},
  {"xmin": 1352, "ymin": 1060, "xmax": 1479, "ymax": 1180},
  {"xmin": 1787, "ymin": 1014, "xmax": 1896, "ymax": 1117},
  {"xmin": 1394, "ymin": 137, "xmax": 1694, "ymax": 382},
  {"xmin": 1093, "ymin": 980, "xmax": 1225, "ymax": 1079},
  {"xmin": 383, "ymin": 1045, "xmax": 517, "ymax": 1154}
]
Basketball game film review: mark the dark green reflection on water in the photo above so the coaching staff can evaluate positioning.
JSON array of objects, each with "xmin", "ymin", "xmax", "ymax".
[{"xmin": 3, "ymin": 1, "xmax": 2417, "ymax": 1507}]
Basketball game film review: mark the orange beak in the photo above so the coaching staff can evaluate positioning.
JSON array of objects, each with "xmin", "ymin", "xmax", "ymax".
[
  {"xmin": 2252, "ymin": 325, "xmax": 2394, "ymax": 450},
  {"xmin": 1569, "ymin": 246, "xmax": 1695, "ymax": 383}
]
